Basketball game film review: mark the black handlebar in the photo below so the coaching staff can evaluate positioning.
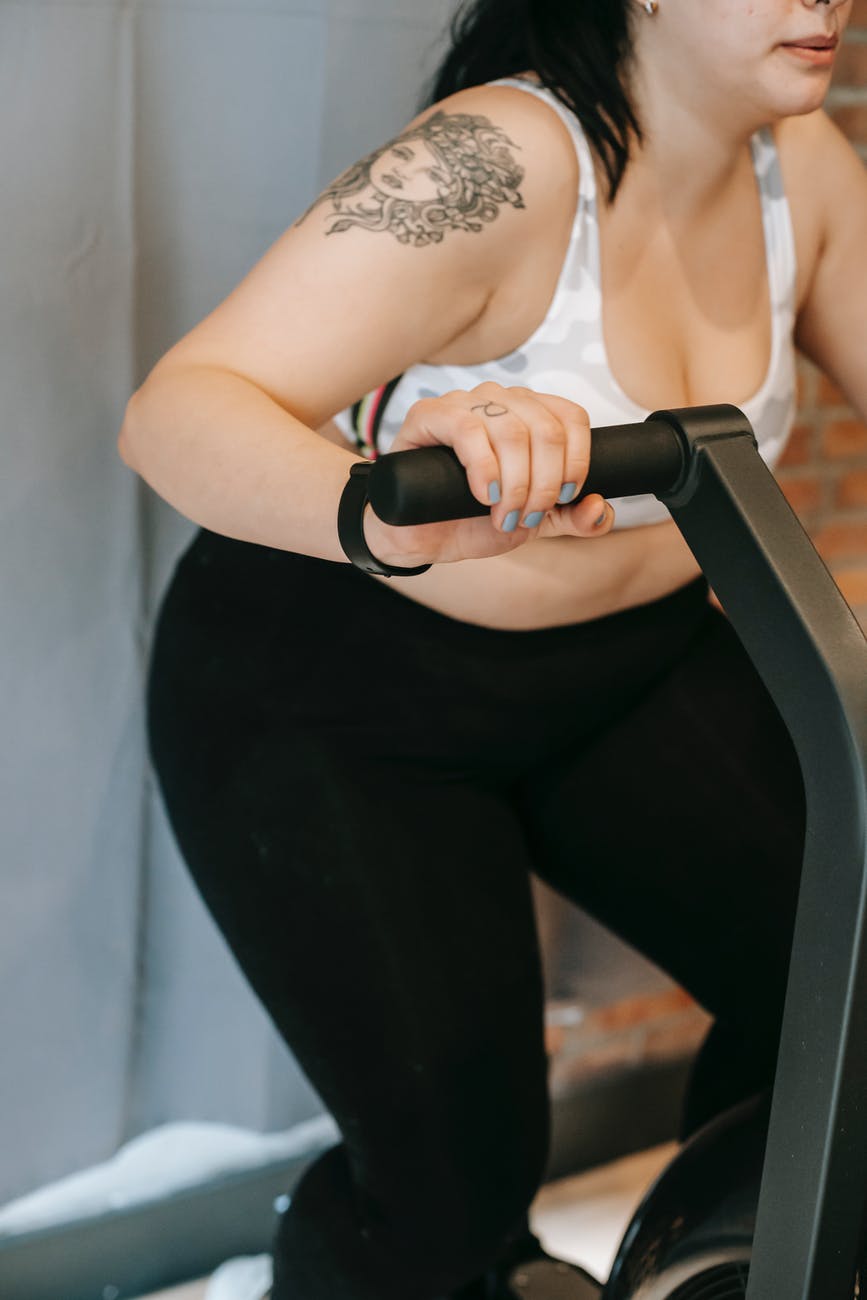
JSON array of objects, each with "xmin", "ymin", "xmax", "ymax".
[{"xmin": 366, "ymin": 417, "xmax": 688, "ymax": 525}]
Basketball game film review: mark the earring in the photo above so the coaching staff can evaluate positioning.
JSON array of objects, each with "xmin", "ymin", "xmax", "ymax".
[{"xmin": 644, "ymin": 0, "xmax": 659, "ymax": 13}]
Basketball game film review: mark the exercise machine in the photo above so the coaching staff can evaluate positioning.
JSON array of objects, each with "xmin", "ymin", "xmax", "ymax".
[{"xmin": 366, "ymin": 404, "xmax": 867, "ymax": 1300}]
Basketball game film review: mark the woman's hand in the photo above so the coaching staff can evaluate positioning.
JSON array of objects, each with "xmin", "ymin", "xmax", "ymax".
[{"xmin": 362, "ymin": 382, "xmax": 615, "ymax": 567}]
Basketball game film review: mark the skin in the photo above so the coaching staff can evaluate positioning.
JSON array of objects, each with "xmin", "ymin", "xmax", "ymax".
[
  {"xmin": 123, "ymin": 1, "xmax": 867, "ymax": 628},
  {"xmin": 298, "ymin": 0, "xmax": 853, "ymax": 245},
  {"xmin": 367, "ymin": 139, "xmax": 454, "ymax": 204},
  {"xmin": 374, "ymin": 0, "xmax": 854, "ymax": 590},
  {"xmin": 621, "ymin": 0, "xmax": 852, "ymax": 221},
  {"xmin": 296, "ymin": 110, "xmax": 526, "ymax": 246}
]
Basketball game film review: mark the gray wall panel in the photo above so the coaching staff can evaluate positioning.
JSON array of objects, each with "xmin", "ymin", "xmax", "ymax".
[
  {"xmin": 134, "ymin": 9, "xmax": 328, "ymax": 380},
  {"xmin": 0, "ymin": 6, "xmax": 142, "ymax": 1203}
]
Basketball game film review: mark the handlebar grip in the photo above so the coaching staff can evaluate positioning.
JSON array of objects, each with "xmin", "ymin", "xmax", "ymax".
[{"xmin": 366, "ymin": 419, "xmax": 687, "ymax": 526}]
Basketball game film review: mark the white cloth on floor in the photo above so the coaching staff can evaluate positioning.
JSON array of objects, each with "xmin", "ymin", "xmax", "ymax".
[
  {"xmin": 205, "ymin": 1252, "xmax": 273, "ymax": 1300},
  {"xmin": 0, "ymin": 1114, "xmax": 338, "ymax": 1235}
]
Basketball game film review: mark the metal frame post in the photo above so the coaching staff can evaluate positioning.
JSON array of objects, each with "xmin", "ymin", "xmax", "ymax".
[{"xmin": 654, "ymin": 406, "xmax": 867, "ymax": 1299}]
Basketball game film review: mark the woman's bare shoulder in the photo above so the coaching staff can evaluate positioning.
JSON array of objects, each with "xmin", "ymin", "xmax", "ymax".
[{"xmin": 446, "ymin": 73, "xmax": 581, "ymax": 190}]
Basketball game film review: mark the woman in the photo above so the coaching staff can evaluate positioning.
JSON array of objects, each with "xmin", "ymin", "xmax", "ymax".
[{"xmin": 119, "ymin": 0, "xmax": 865, "ymax": 1296}]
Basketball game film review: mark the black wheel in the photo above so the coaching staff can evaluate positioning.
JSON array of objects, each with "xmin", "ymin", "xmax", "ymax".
[
  {"xmin": 601, "ymin": 1087, "xmax": 865, "ymax": 1298},
  {"xmin": 600, "ymin": 1089, "xmax": 765, "ymax": 1299},
  {"xmin": 662, "ymin": 1262, "xmax": 750, "ymax": 1299}
]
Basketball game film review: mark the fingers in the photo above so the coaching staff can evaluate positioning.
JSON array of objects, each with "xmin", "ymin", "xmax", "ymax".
[
  {"xmin": 397, "ymin": 392, "xmax": 506, "ymax": 513},
  {"xmin": 402, "ymin": 382, "xmax": 598, "ymax": 534},
  {"xmin": 470, "ymin": 385, "xmax": 583, "ymax": 532}
]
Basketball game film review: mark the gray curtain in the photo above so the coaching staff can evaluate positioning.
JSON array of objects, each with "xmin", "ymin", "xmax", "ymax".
[{"xmin": 0, "ymin": 0, "xmax": 674, "ymax": 1214}]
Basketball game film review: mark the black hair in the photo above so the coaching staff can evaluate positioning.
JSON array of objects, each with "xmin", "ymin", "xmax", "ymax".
[{"xmin": 415, "ymin": 0, "xmax": 645, "ymax": 206}]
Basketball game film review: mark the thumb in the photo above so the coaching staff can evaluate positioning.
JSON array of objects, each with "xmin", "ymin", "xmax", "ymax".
[{"xmin": 540, "ymin": 493, "xmax": 615, "ymax": 539}]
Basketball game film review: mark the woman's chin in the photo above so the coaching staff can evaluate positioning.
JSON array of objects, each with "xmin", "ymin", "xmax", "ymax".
[{"xmin": 774, "ymin": 64, "xmax": 834, "ymax": 104}]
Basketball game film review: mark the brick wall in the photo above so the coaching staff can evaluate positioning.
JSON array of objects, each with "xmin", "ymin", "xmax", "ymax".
[{"xmin": 780, "ymin": 0, "xmax": 867, "ymax": 627}]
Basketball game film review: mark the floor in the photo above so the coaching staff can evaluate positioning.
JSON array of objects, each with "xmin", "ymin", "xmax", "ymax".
[{"xmin": 132, "ymin": 1138, "xmax": 678, "ymax": 1299}]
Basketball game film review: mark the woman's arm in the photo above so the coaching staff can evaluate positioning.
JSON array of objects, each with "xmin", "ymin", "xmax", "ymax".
[
  {"xmin": 118, "ymin": 365, "xmax": 365, "ymax": 561},
  {"xmin": 118, "ymin": 82, "xmax": 583, "ymax": 564}
]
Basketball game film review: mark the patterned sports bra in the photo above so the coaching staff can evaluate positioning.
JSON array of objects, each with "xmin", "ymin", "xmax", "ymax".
[{"xmin": 330, "ymin": 75, "xmax": 798, "ymax": 530}]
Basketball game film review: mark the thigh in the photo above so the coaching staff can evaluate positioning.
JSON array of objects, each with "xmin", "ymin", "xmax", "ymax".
[
  {"xmin": 513, "ymin": 608, "xmax": 807, "ymax": 1032},
  {"xmin": 147, "ymin": 625, "xmax": 552, "ymax": 1244}
]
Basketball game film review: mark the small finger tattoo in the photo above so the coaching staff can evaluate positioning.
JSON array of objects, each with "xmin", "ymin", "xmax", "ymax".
[{"xmin": 470, "ymin": 401, "xmax": 509, "ymax": 418}]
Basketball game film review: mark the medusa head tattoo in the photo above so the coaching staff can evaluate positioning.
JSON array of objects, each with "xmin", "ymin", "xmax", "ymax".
[{"xmin": 295, "ymin": 110, "xmax": 526, "ymax": 246}]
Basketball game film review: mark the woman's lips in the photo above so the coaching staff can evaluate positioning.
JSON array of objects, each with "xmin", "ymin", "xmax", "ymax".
[{"xmin": 781, "ymin": 43, "xmax": 837, "ymax": 66}]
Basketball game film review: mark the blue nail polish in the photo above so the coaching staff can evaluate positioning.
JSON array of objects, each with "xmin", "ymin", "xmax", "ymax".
[
  {"xmin": 502, "ymin": 508, "xmax": 520, "ymax": 533},
  {"xmin": 558, "ymin": 481, "xmax": 578, "ymax": 504},
  {"xmin": 488, "ymin": 480, "xmax": 501, "ymax": 505},
  {"xmin": 522, "ymin": 510, "xmax": 544, "ymax": 528}
]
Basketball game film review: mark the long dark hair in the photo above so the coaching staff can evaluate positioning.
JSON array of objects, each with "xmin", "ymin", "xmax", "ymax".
[{"xmin": 416, "ymin": 0, "xmax": 644, "ymax": 206}]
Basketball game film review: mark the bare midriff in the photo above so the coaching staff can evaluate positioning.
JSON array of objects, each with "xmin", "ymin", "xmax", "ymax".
[{"xmin": 316, "ymin": 417, "xmax": 705, "ymax": 628}]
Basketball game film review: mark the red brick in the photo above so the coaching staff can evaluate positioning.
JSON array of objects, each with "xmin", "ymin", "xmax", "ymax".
[
  {"xmin": 545, "ymin": 1023, "xmax": 565, "ymax": 1056},
  {"xmin": 778, "ymin": 476, "xmax": 822, "ymax": 515},
  {"xmin": 823, "ymin": 419, "xmax": 867, "ymax": 458},
  {"xmin": 581, "ymin": 988, "xmax": 697, "ymax": 1035},
  {"xmin": 829, "ymin": 104, "xmax": 867, "ymax": 146},
  {"xmin": 811, "ymin": 520, "xmax": 867, "ymax": 561},
  {"xmin": 836, "ymin": 469, "xmax": 867, "ymax": 508},
  {"xmin": 778, "ymin": 422, "xmax": 814, "ymax": 467},
  {"xmin": 834, "ymin": 567, "xmax": 867, "ymax": 607},
  {"xmin": 818, "ymin": 372, "xmax": 851, "ymax": 407}
]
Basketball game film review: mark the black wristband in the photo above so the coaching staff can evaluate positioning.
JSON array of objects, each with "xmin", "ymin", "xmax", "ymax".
[{"xmin": 337, "ymin": 461, "xmax": 432, "ymax": 577}]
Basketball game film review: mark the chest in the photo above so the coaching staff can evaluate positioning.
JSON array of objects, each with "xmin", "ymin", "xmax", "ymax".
[{"xmin": 423, "ymin": 121, "xmax": 820, "ymax": 413}]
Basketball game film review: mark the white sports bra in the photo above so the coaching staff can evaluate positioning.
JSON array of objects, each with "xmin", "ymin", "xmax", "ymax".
[{"xmin": 330, "ymin": 76, "xmax": 798, "ymax": 529}]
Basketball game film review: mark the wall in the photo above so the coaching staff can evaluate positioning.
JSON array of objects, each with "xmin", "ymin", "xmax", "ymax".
[{"xmin": 779, "ymin": 0, "xmax": 867, "ymax": 625}]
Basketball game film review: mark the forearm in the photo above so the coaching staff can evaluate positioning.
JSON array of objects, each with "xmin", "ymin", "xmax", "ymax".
[{"xmin": 118, "ymin": 364, "xmax": 361, "ymax": 562}]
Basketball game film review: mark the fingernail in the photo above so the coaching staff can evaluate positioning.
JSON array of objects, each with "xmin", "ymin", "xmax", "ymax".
[
  {"xmin": 558, "ymin": 481, "xmax": 578, "ymax": 504},
  {"xmin": 488, "ymin": 480, "xmax": 501, "ymax": 505},
  {"xmin": 594, "ymin": 503, "xmax": 609, "ymax": 527},
  {"xmin": 522, "ymin": 510, "xmax": 544, "ymax": 528},
  {"xmin": 502, "ymin": 508, "xmax": 520, "ymax": 533}
]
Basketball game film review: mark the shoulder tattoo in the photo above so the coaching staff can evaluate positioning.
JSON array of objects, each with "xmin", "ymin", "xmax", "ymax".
[{"xmin": 294, "ymin": 110, "xmax": 526, "ymax": 245}]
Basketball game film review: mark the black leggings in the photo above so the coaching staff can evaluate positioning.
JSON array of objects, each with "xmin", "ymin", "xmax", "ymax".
[{"xmin": 145, "ymin": 528, "xmax": 806, "ymax": 1300}]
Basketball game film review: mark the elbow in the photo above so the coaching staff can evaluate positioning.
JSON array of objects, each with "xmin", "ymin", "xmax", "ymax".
[
  {"xmin": 117, "ymin": 388, "xmax": 148, "ymax": 470},
  {"xmin": 117, "ymin": 427, "xmax": 136, "ymax": 469},
  {"xmin": 116, "ymin": 387, "xmax": 152, "ymax": 475}
]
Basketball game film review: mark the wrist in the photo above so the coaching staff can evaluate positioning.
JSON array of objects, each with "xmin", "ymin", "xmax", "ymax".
[
  {"xmin": 337, "ymin": 455, "xmax": 435, "ymax": 575},
  {"xmin": 362, "ymin": 503, "xmax": 432, "ymax": 570}
]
